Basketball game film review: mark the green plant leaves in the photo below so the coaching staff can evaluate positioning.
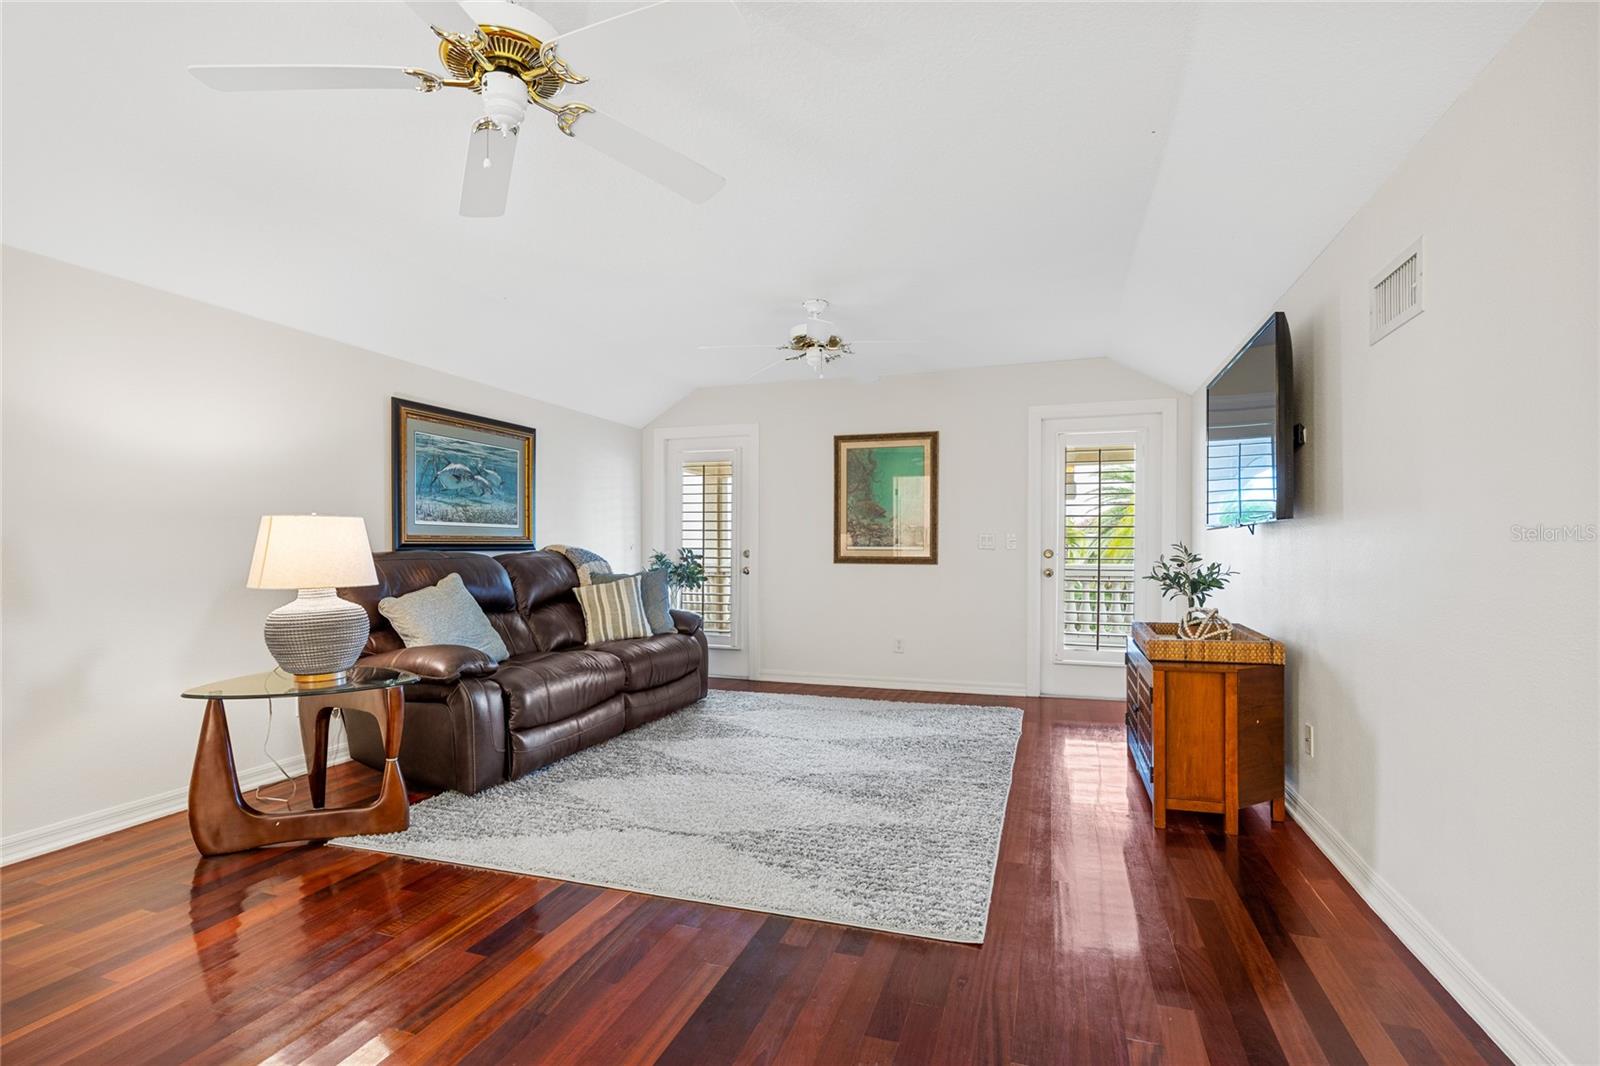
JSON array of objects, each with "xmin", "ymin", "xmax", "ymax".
[
  {"xmin": 1143, "ymin": 542, "xmax": 1237, "ymax": 606},
  {"xmin": 648, "ymin": 547, "xmax": 707, "ymax": 590}
]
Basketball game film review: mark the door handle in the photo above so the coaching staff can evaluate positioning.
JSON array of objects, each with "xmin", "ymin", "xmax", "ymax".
[{"xmin": 1042, "ymin": 568, "xmax": 1054, "ymax": 578}]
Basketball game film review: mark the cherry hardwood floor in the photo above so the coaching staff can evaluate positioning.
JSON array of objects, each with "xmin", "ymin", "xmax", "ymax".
[{"xmin": 1, "ymin": 681, "xmax": 1506, "ymax": 1065}]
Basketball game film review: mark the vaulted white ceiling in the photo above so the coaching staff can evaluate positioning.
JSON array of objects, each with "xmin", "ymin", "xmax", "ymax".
[{"xmin": 2, "ymin": 2, "xmax": 1535, "ymax": 425}]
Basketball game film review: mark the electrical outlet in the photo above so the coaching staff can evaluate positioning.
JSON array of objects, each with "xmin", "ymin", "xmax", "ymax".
[
  {"xmin": 977, "ymin": 533, "xmax": 996, "ymax": 550},
  {"xmin": 1302, "ymin": 723, "xmax": 1315, "ymax": 758},
  {"xmin": 1005, "ymin": 532, "xmax": 1017, "ymax": 549},
  {"xmin": 892, "ymin": 637, "xmax": 905, "ymax": 654}
]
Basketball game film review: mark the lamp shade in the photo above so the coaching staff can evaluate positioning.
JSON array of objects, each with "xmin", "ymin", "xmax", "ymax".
[{"xmin": 246, "ymin": 515, "xmax": 378, "ymax": 590}]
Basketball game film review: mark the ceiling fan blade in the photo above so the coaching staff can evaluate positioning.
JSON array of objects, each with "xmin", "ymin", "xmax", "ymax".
[
  {"xmin": 744, "ymin": 356, "xmax": 793, "ymax": 381},
  {"xmin": 405, "ymin": 1, "xmax": 480, "ymax": 38},
  {"xmin": 189, "ymin": 65, "xmax": 427, "ymax": 92},
  {"xmin": 570, "ymin": 111, "xmax": 724, "ymax": 203},
  {"xmin": 460, "ymin": 122, "xmax": 519, "ymax": 218},
  {"xmin": 695, "ymin": 344, "xmax": 786, "ymax": 351},
  {"xmin": 549, "ymin": 1, "xmax": 745, "ymax": 79}
]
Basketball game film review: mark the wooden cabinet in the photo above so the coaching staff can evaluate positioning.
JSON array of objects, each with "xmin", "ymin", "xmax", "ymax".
[{"xmin": 1126, "ymin": 623, "xmax": 1285, "ymax": 834}]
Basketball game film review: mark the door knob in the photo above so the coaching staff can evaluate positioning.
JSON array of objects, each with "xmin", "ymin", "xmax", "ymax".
[
  {"xmin": 1042, "ymin": 567, "xmax": 1054, "ymax": 578},
  {"xmin": 1042, "ymin": 548, "xmax": 1054, "ymax": 559}
]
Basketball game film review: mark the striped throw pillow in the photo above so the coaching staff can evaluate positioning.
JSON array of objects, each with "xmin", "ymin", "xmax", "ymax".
[{"xmin": 573, "ymin": 573, "xmax": 651, "ymax": 644}]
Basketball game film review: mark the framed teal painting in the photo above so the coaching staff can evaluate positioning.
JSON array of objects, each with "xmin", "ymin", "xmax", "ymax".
[
  {"xmin": 833, "ymin": 431, "xmax": 939, "ymax": 564},
  {"xmin": 392, "ymin": 398, "xmax": 535, "ymax": 550}
]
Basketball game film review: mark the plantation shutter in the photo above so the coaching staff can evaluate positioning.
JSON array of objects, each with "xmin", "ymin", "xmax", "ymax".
[
  {"xmin": 1061, "ymin": 444, "xmax": 1137, "ymax": 651},
  {"xmin": 678, "ymin": 459, "xmax": 734, "ymax": 638}
]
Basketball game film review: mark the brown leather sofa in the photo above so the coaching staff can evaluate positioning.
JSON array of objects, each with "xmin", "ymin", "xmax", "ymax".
[{"xmin": 335, "ymin": 550, "xmax": 708, "ymax": 794}]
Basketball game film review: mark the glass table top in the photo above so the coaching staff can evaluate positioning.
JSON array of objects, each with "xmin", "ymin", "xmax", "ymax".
[{"xmin": 182, "ymin": 667, "xmax": 419, "ymax": 700}]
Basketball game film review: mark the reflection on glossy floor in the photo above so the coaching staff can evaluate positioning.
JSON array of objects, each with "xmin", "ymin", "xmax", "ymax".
[{"xmin": 0, "ymin": 681, "xmax": 1506, "ymax": 1064}]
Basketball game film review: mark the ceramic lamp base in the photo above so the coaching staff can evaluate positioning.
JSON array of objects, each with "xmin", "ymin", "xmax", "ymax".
[{"xmin": 263, "ymin": 587, "xmax": 369, "ymax": 680}]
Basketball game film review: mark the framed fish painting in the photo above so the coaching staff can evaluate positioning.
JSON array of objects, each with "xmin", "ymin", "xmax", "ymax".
[
  {"xmin": 392, "ymin": 398, "xmax": 535, "ymax": 550},
  {"xmin": 833, "ymin": 431, "xmax": 939, "ymax": 564}
]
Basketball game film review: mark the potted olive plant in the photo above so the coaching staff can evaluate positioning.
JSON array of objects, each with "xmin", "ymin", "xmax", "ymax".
[
  {"xmin": 1144, "ymin": 543, "xmax": 1237, "ymax": 640},
  {"xmin": 648, "ymin": 548, "xmax": 707, "ymax": 609}
]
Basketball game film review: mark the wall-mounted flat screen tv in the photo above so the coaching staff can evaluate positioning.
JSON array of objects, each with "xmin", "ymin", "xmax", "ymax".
[{"xmin": 1205, "ymin": 312, "xmax": 1294, "ymax": 528}]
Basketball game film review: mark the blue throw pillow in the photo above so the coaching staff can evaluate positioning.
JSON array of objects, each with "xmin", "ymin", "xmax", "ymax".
[
  {"xmin": 378, "ymin": 572, "xmax": 511, "ymax": 662},
  {"xmin": 593, "ymin": 569, "xmax": 674, "ymax": 635}
]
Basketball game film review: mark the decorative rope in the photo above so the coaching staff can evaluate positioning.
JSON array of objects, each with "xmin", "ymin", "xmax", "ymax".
[{"xmin": 1179, "ymin": 607, "xmax": 1235, "ymax": 641}]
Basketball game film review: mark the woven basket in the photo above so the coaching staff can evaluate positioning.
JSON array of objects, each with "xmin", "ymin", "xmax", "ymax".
[{"xmin": 1132, "ymin": 621, "xmax": 1285, "ymax": 665}]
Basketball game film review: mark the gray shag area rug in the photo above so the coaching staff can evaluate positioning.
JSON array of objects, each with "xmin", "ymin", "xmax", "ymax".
[{"xmin": 341, "ymin": 689, "xmax": 1023, "ymax": 942}]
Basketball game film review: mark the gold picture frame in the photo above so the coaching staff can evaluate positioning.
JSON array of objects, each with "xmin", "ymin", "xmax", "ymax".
[{"xmin": 833, "ymin": 432, "xmax": 939, "ymax": 564}]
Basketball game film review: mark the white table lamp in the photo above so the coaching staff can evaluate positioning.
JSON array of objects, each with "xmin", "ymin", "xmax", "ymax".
[{"xmin": 247, "ymin": 515, "xmax": 379, "ymax": 683}]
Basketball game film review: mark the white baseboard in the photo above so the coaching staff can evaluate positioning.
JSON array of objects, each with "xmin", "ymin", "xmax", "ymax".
[
  {"xmin": 1284, "ymin": 785, "xmax": 1567, "ymax": 1066},
  {"xmin": 743, "ymin": 670, "xmax": 1028, "ymax": 698},
  {"xmin": 0, "ymin": 742, "xmax": 351, "ymax": 867}
]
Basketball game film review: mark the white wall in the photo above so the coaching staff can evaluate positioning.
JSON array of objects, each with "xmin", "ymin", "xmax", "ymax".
[
  {"xmin": 648, "ymin": 359, "xmax": 1187, "ymax": 695},
  {"xmin": 0, "ymin": 248, "xmax": 641, "ymax": 854},
  {"xmin": 1190, "ymin": 6, "xmax": 1598, "ymax": 1063}
]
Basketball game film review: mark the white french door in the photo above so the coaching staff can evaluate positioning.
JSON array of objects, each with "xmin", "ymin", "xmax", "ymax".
[
  {"xmin": 1036, "ymin": 415, "xmax": 1163, "ymax": 698},
  {"xmin": 663, "ymin": 434, "xmax": 755, "ymax": 678}
]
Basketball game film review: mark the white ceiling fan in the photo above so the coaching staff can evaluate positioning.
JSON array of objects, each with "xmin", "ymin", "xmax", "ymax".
[
  {"xmin": 188, "ymin": 1, "xmax": 739, "ymax": 216},
  {"xmin": 697, "ymin": 299, "xmax": 916, "ymax": 380}
]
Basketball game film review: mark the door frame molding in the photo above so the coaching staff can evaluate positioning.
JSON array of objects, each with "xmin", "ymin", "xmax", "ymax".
[
  {"xmin": 1025, "ymin": 399, "xmax": 1179, "ymax": 697},
  {"xmin": 645, "ymin": 423, "xmax": 761, "ymax": 680}
]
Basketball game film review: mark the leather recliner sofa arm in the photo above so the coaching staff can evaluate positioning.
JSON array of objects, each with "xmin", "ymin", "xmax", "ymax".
[
  {"xmin": 344, "ymin": 675, "xmax": 506, "ymax": 795},
  {"xmin": 670, "ymin": 609, "xmax": 710, "ymax": 701},
  {"xmin": 360, "ymin": 644, "xmax": 498, "ymax": 683}
]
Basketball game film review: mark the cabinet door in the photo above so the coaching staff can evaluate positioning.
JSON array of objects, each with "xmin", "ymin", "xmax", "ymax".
[{"xmin": 1162, "ymin": 671, "xmax": 1226, "ymax": 807}]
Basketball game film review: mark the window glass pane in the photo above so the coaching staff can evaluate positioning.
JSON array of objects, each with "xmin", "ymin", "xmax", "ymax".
[
  {"xmin": 679, "ymin": 460, "xmax": 733, "ymax": 637},
  {"xmin": 1062, "ymin": 445, "xmax": 1136, "ymax": 652}
]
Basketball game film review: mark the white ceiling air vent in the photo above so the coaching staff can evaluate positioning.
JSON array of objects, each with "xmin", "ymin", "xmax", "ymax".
[{"xmin": 1370, "ymin": 238, "xmax": 1425, "ymax": 344}]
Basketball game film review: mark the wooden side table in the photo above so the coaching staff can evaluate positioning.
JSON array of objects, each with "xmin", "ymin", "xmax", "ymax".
[
  {"xmin": 181, "ymin": 667, "xmax": 417, "ymax": 856},
  {"xmin": 1126, "ymin": 622, "xmax": 1285, "ymax": 835}
]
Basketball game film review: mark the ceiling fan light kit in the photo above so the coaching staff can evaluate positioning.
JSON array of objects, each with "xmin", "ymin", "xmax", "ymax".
[{"xmin": 188, "ymin": 0, "xmax": 731, "ymax": 216}]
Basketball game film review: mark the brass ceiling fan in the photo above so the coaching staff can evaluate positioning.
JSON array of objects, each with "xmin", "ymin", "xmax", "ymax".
[
  {"xmin": 697, "ymin": 299, "xmax": 917, "ymax": 380},
  {"xmin": 189, "ymin": 1, "xmax": 738, "ymax": 216}
]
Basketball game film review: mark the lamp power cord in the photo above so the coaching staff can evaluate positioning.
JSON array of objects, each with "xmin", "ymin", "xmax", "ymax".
[{"xmin": 250, "ymin": 697, "xmax": 346, "ymax": 809}]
